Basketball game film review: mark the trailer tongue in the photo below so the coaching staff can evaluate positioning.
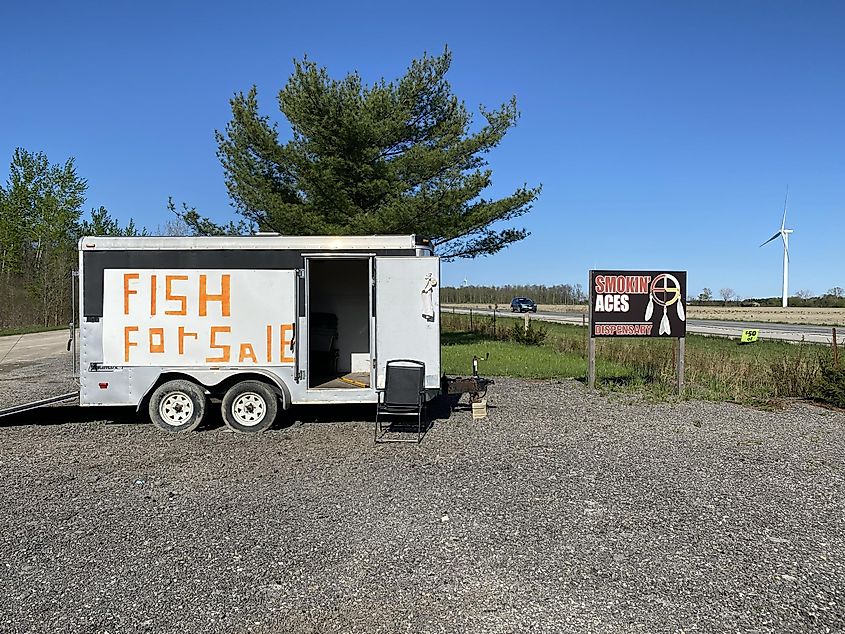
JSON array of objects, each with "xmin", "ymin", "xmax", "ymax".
[
  {"xmin": 0, "ymin": 392, "xmax": 79, "ymax": 418},
  {"xmin": 444, "ymin": 354, "xmax": 494, "ymax": 405},
  {"xmin": 0, "ymin": 327, "xmax": 79, "ymax": 419}
]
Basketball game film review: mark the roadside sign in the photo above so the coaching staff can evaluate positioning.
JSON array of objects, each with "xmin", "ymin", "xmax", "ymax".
[
  {"xmin": 740, "ymin": 329, "xmax": 759, "ymax": 343},
  {"xmin": 589, "ymin": 270, "xmax": 687, "ymax": 338},
  {"xmin": 587, "ymin": 269, "xmax": 688, "ymax": 396}
]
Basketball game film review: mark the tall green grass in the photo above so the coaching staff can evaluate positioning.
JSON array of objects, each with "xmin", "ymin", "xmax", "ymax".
[
  {"xmin": 441, "ymin": 311, "xmax": 842, "ymax": 404},
  {"xmin": 442, "ymin": 331, "xmax": 634, "ymax": 380}
]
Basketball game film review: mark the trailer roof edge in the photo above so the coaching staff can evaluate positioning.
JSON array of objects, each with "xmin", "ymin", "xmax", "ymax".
[{"xmin": 79, "ymin": 234, "xmax": 421, "ymax": 251}]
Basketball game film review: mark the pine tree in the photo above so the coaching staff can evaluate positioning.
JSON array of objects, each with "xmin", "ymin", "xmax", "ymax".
[{"xmin": 196, "ymin": 48, "xmax": 540, "ymax": 259}]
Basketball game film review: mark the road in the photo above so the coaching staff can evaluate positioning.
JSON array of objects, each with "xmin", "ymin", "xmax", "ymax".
[
  {"xmin": 0, "ymin": 329, "xmax": 73, "ymax": 365},
  {"xmin": 443, "ymin": 306, "xmax": 838, "ymax": 344},
  {"xmin": 0, "ymin": 330, "xmax": 77, "ymax": 415}
]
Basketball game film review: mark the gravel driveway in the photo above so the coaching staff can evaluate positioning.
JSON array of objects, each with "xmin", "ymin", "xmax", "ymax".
[{"xmin": 0, "ymin": 377, "xmax": 842, "ymax": 633}]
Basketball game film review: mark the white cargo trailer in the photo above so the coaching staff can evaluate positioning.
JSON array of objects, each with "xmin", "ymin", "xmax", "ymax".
[{"xmin": 70, "ymin": 234, "xmax": 440, "ymax": 433}]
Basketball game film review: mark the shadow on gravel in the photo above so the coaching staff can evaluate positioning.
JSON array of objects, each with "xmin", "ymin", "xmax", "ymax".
[
  {"xmin": 574, "ymin": 375, "xmax": 652, "ymax": 387},
  {"xmin": 288, "ymin": 394, "xmax": 457, "ymax": 425},
  {"xmin": 0, "ymin": 405, "xmax": 141, "ymax": 428},
  {"xmin": 272, "ymin": 394, "xmax": 459, "ymax": 439},
  {"xmin": 0, "ymin": 395, "xmax": 461, "ymax": 434}
]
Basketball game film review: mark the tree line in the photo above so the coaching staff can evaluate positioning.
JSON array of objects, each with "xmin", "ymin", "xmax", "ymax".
[
  {"xmin": 0, "ymin": 149, "xmax": 188, "ymax": 329},
  {"xmin": 693, "ymin": 287, "xmax": 845, "ymax": 308},
  {"xmin": 441, "ymin": 284, "xmax": 586, "ymax": 305}
]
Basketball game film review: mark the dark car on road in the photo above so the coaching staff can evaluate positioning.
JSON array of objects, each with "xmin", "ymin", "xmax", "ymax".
[{"xmin": 510, "ymin": 297, "xmax": 538, "ymax": 313}]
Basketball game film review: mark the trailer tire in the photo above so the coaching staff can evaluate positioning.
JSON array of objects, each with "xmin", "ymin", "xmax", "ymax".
[
  {"xmin": 148, "ymin": 380, "xmax": 207, "ymax": 433},
  {"xmin": 221, "ymin": 381, "xmax": 278, "ymax": 434}
]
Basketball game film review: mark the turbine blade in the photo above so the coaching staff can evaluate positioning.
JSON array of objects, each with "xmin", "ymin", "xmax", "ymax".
[
  {"xmin": 760, "ymin": 231, "xmax": 780, "ymax": 247},
  {"xmin": 781, "ymin": 185, "xmax": 789, "ymax": 230}
]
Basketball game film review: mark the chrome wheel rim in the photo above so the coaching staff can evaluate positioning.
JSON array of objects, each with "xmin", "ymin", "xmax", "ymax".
[
  {"xmin": 159, "ymin": 392, "xmax": 194, "ymax": 426},
  {"xmin": 232, "ymin": 392, "xmax": 266, "ymax": 426}
]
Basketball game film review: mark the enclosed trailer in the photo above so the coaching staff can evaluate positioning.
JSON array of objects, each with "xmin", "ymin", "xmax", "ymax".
[{"xmin": 76, "ymin": 234, "xmax": 440, "ymax": 433}]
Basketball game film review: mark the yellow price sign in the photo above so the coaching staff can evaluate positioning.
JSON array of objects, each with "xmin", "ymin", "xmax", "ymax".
[{"xmin": 740, "ymin": 329, "xmax": 759, "ymax": 343}]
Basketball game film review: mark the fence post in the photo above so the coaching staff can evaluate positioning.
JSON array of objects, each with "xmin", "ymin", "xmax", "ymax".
[
  {"xmin": 493, "ymin": 306, "xmax": 497, "ymax": 337},
  {"xmin": 524, "ymin": 312, "xmax": 530, "ymax": 333},
  {"xmin": 470, "ymin": 308, "xmax": 473, "ymax": 331},
  {"xmin": 833, "ymin": 327, "xmax": 839, "ymax": 366}
]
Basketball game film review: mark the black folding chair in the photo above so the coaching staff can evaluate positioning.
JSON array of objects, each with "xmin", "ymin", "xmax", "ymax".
[{"xmin": 374, "ymin": 359, "xmax": 427, "ymax": 443}]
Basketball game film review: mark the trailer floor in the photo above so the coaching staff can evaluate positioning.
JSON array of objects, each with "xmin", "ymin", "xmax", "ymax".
[{"xmin": 311, "ymin": 371, "xmax": 371, "ymax": 389}]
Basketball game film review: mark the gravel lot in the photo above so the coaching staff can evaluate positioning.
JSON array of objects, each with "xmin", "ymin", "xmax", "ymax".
[
  {"xmin": 0, "ymin": 353, "xmax": 77, "ymax": 412},
  {"xmin": 0, "ymin": 375, "xmax": 843, "ymax": 633}
]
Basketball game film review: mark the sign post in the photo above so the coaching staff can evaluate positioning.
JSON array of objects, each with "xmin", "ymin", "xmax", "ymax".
[
  {"xmin": 676, "ymin": 337, "xmax": 685, "ymax": 395},
  {"xmin": 587, "ymin": 270, "xmax": 687, "ymax": 395}
]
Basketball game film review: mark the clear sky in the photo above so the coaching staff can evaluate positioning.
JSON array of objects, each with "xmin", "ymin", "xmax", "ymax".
[{"xmin": 1, "ymin": 1, "xmax": 842, "ymax": 297}]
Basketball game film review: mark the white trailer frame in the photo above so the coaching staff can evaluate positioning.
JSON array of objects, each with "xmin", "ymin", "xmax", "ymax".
[{"xmin": 74, "ymin": 234, "xmax": 440, "ymax": 431}]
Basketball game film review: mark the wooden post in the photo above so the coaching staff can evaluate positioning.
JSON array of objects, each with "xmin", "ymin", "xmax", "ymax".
[
  {"xmin": 676, "ymin": 337, "xmax": 685, "ymax": 396},
  {"xmin": 587, "ymin": 269, "xmax": 595, "ymax": 389},
  {"xmin": 493, "ymin": 306, "xmax": 497, "ymax": 337},
  {"xmin": 524, "ymin": 312, "xmax": 530, "ymax": 333},
  {"xmin": 833, "ymin": 327, "xmax": 839, "ymax": 366},
  {"xmin": 470, "ymin": 308, "xmax": 473, "ymax": 331}
]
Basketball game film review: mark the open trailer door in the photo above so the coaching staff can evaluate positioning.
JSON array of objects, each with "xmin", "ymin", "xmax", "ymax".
[{"xmin": 374, "ymin": 256, "xmax": 440, "ymax": 390}]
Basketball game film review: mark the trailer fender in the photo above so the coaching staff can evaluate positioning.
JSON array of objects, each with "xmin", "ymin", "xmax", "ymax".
[{"xmin": 136, "ymin": 370, "xmax": 293, "ymax": 412}]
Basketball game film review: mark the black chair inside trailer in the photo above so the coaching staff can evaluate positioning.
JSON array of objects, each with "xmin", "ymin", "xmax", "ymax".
[{"xmin": 374, "ymin": 359, "xmax": 427, "ymax": 443}]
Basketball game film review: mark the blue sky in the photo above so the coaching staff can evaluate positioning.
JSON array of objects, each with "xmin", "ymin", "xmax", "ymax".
[{"xmin": 1, "ymin": 1, "xmax": 843, "ymax": 297}]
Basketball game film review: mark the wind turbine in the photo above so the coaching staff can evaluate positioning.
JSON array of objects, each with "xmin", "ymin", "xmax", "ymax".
[{"xmin": 760, "ymin": 188, "xmax": 794, "ymax": 308}]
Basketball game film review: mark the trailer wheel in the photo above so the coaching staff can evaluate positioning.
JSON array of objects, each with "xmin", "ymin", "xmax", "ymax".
[
  {"xmin": 221, "ymin": 381, "xmax": 278, "ymax": 434},
  {"xmin": 148, "ymin": 380, "xmax": 207, "ymax": 433}
]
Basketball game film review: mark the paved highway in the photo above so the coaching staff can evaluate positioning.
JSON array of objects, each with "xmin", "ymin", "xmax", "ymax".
[
  {"xmin": 443, "ymin": 306, "xmax": 838, "ymax": 344},
  {"xmin": 0, "ymin": 310, "xmax": 838, "ymax": 370},
  {"xmin": 0, "ymin": 329, "xmax": 73, "ymax": 365}
]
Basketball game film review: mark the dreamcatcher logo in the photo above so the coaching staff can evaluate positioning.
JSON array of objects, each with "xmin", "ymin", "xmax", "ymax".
[{"xmin": 645, "ymin": 273, "xmax": 686, "ymax": 335}]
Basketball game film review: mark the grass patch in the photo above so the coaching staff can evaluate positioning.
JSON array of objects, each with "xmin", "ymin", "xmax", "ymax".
[
  {"xmin": 442, "ymin": 311, "xmax": 840, "ymax": 404},
  {"xmin": 0, "ymin": 324, "xmax": 68, "ymax": 337},
  {"xmin": 442, "ymin": 331, "xmax": 635, "ymax": 380}
]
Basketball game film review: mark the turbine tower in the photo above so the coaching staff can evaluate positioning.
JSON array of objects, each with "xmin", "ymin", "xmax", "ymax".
[{"xmin": 760, "ymin": 188, "xmax": 794, "ymax": 308}]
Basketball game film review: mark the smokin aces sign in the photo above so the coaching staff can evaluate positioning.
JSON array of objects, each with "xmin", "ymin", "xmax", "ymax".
[
  {"xmin": 102, "ymin": 269, "xmax": 297, "ymax": 366},
  {"xmin": 589, "ymin": 270, "xmax": 687, "ymax": 338}
]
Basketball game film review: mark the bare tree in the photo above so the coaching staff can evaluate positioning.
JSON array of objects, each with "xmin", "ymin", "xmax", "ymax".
[
  {"xmin": 795, "ymin": 289, "xmax": 813, "ymax": 300},
  {"xmin": 154, "ymin": 217, "xmax": 191, "ymax": 237},
  {"xmin": 828, "ymin": 286, "xmax": 844, "ymax": 298},
  {"xmin": 719, "ymin": 288, "xmax": 735, "ymax": 306}
]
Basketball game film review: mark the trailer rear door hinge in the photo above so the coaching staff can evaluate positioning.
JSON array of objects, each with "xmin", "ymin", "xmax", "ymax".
[{"xmin": 296, "ymin": 268, "xmax": 305, "ymax": 279}]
